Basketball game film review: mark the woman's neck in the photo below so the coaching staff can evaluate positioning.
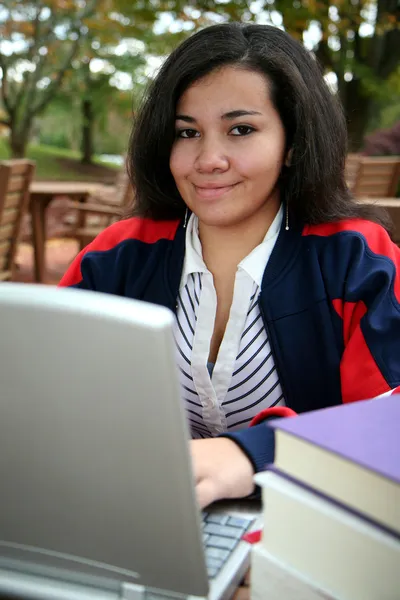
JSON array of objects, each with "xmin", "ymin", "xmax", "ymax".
[{"xmin": 198, "ymin": 198, "xmax": 280, "ymax": 275}]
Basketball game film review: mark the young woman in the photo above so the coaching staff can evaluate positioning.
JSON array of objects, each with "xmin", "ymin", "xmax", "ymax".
[{"xmin": 60, "ymin": 23, "xmax": 400, "ymax": 508}]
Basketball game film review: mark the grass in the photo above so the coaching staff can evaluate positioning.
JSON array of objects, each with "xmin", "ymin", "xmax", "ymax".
[{"xmin": 0, "ymin": 137, "xmax": 120, "ymax": 182}]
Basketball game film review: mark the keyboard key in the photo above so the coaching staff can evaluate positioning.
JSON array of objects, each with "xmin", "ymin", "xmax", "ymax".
[
  {"xmin": 207, "ymin": 535, "xmax": 238, "ymax": 551},
  {"xmin": 202, "ymin": 511, "xmax": 255, "ymax": 582},
  {"xmin": 203, "ymin": 523, "xmax": 243, "ymax": 539},
  {"xmin": 205, "ymin": 513, "xmax": 230, "ymax": 526},
  {"xmin": 207, "ymin": 566, "xmax": 219, "ymax": 579},
  {"xmin": 206, "ymin": 556, "xmax": 223, "ymax": 570},
  {"xmin": 146, "ymin": 592, "xmax": 181, "ymax": 599},
  {"xmin": 227, "ymin": 516, "xmax": 253, "ymax": 529},
  {"xmin": 206, "ymin": 546, "xmax": 230, "ymax": 561}
]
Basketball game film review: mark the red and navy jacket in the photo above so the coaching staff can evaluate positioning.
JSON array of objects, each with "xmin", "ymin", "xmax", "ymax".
[{"xmin": 59, "ymin": 215, "xmax": 400, "ymax": 472}]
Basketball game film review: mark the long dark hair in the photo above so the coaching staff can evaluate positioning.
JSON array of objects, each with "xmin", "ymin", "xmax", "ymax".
[{"xmin": 127, "ymin": 22, "xmax": 389, "ymax": 229}]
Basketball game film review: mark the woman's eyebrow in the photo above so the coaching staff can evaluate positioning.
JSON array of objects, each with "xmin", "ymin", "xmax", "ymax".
[
  {"xmin": 175, "ymin": 114, "xmax": 196, "ymax": 123},
  {"xmin": 222, "ymin": 110, "xmax": 263, "ymax": 120},
  {"xmin": 175, "ymin": 109, "xmax": 263, "ymax": 123}
]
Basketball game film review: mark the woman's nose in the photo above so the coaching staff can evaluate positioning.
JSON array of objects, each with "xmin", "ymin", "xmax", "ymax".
[{"xmin": 194, "ymin": 137, "xmax": 229, "ymax": 173}]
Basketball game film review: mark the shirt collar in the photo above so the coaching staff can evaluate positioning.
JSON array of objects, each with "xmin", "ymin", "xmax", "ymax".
[
  {"xmin": 181, "ymin": 203, "xmax": 283, "ymax": 289},
  {"xmin": 180, "ymin": 212, "xmax": 208, "ymax": 288}
]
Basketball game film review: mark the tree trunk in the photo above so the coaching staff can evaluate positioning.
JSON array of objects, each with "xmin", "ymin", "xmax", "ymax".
[
  {"xmin": 9, "ymin": 127, "xmax": 30, "ymax": 158},
  {"xmin": 340, "ymin": 78, "xmax": 372, "ymax": 152},
  {"xmin": 81, "ymin": 98, "xmax": 94, "ymax": 164}
]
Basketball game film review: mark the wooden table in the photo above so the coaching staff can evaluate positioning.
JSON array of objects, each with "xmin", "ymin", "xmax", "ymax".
[{"xmin": 29, "ymin": 181, "xmax": 101, "ymax": 283}]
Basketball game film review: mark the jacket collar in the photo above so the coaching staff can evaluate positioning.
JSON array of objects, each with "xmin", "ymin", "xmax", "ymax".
[{"xmin": 161, "ymin": 214, "xmax": 304, "ymax": 314}]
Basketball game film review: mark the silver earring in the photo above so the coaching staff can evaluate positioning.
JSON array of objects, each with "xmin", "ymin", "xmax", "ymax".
[
  {"xmin": 183, "ymin": 208, "xmax": 189, "ymax": 229},
  {"xmin": 285, "ymin": 201, "xmax": 289, "ymax": 231}
]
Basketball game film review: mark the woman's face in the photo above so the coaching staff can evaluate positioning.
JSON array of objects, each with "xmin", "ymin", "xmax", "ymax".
[{"xmin": 170, "ymin": 66, "xmax": 286, "ymax": 229}]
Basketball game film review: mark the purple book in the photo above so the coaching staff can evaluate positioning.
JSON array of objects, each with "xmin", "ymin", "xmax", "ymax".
[{"xmin": 268, "ymin": 395, "xmax": 400, "ymax": 535}]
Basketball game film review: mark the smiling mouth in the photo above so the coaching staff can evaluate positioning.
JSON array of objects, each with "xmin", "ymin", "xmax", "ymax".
[{"xmin": 193, "ymin": 183, "xmax": 239, "ymax": 199}]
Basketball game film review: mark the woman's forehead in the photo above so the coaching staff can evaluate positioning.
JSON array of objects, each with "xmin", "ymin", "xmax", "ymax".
[{"xmin": 176, "ymin": 66, "xmax": 272, "ymax": 114}]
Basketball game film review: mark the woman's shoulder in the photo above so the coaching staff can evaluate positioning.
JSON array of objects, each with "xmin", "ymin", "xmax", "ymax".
[
  {"xmin": 302, "ymin": 218, "xmax": 396, "ymax": 259},
  {"xmin": 59, "ymin": 216, "xmax": 181, "ymax": 289},
  {"xmin": 89, "ymin": 216, "xmax": 181, "ymax": 251}
]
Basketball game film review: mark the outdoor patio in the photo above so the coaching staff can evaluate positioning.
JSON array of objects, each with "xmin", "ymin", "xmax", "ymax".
[
  {"xmin": 15, "ymin": 197, "xmax": 79, "ymax": 285},
  {"xmin": 15, "ymin": 238, "xmax": 77, "ymax": 285}
]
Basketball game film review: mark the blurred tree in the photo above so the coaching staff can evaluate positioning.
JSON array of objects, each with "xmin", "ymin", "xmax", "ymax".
[
  {"xmin": 0, "ymin": 0, "xmax": 98, "ymax": 157},
  {"xmin": 36, "ymin": 86, "xmax": 138, "ymax": 156},
  {"xmin": 279, "ymin": 0, "xmax": 400, "ymax": 150},
  {"xmin": 2, "ymin": 0, "xmax": 397, "ymax": 158},
  {"xmin": 66, "ymin": 0, "xmax": 159, "ymax": 164},
  {"xmin": 362, "ymin": 120, "xmax": 400, "ymax": 155},
  {"xmin": 245, "ymin": 0, "xmax": 399, "ymax": 150},
  {"xmin": 0, "ymin": 0, "xmax": 181, "ymax": 158},
  {"xmin": 371, "ymin": 66, "xmax": 400, "ymax": 131},
  {"xmin": 66, "ymin": 40, "xmax": 146, "ymax": 164}
]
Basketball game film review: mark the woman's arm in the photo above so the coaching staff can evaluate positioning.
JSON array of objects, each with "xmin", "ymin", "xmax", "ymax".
[
  {"xmin": 190, "ymin": 219, "xmax": 400, "ymax": 508},
  {"xmin": 191, "ymin": 407, "xmax": 296, "ymax": 508}
]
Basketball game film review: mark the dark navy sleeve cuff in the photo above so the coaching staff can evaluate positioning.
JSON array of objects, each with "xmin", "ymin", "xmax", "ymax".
[{"xmin": 219, "ymin": 422, "xmax": 275, "ymax": 473}]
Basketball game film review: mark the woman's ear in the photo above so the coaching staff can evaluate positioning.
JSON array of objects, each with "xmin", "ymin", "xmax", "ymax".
[{"xmin": 285, "ymin": 147, "xmax": 293, "ymax": 167}]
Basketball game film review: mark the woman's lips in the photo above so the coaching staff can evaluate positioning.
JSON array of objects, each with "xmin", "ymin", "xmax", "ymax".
[{"xmin": 193, "ymin": 183, "xmax": 239, "ymax": 199}]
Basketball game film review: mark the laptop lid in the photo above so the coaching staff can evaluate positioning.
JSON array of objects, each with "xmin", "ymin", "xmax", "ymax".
[{"xmin": 0, "ymin": 283, "xmax": 208, "ymax": 598}]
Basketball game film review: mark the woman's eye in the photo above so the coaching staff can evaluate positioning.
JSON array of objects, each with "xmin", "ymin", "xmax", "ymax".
[
  {"xmin": 177, "ymin": 129, "xmax": 199, "ymax": 139},
  {"xmin": 230, "ymin": 125, "xmax": 255, "ymax": 136}
]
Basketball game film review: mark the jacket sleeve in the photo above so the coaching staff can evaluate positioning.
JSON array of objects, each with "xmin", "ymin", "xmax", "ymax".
[
  {"xmin": 59, "ymin": 247, "xmax": 93, "ymax": 289},
  {"xmin": 59, "ymin": 218, "xmax": 180, "ymax": 292},
  {"xmin": 223, "ymin": 222, "xmax": 400, "ymax": 475},
  {"xmin": 329, "ymin": 222, "xmax": 400, "ymax": 402},
  {"xmin": 58, "ymin": 221, "xmax": 132, "ymax": 290},
  {"xmin": 219, "ymin": 407, "xmax": 297, "ymax": 472}
]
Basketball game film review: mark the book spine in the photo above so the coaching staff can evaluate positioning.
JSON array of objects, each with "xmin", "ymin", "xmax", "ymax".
[
  {"xmin": 257, "ymin": 471, "xmax": 400, "ymax": 600},
  {"xmin": 259, "ymin": 465, "xmax": 400, "ymax": 540}
]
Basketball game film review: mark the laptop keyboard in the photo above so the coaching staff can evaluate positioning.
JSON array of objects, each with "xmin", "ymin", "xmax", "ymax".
[{"xmin": 202, "ymin": 512, "xmax": 255, "ymax": 579}]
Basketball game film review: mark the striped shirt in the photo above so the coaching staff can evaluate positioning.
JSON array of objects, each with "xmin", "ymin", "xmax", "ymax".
[{"xmin": 173, "ymin": 206, "xmax": 286, "ymax": 439}]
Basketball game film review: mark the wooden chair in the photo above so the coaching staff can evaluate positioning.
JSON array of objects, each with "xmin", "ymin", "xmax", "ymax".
[
  {"xmin": 67, "ymin": 166, "xmax": 134, "ymax": 250},
  {"xmin": 350, "ymin": 156, "xmax": 400, "ymax": 198},
  {"xmin": 0, "ymin": 160, "xmax": 36, "ymax": 281}
]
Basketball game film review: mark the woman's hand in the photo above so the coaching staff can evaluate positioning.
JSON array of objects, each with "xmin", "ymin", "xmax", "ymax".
[{"xmin": 190, "ymin": 438, "xmax": 255, "ymax": 509}]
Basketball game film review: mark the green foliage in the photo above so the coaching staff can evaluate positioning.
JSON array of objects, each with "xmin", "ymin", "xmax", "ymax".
[
  {"xmin": 0, "ymin": 0, "xmax": 171, "ymax": 156},
  {"xmin": 366, "ymin": 66, "xmax": 400, "ymax": 133},
  {"xmin": 33, "ymin": 82, "xmax": 137, "ymax": 156},
  {"xmin": 0, "ymin": 136, "xmax": 119, "ymax": 179},
  {"xmin": 1, "ymin": 0, "xmax": 399, "ymax": 155}
]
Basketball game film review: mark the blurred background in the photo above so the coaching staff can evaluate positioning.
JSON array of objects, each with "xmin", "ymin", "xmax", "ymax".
[
  {"xmin": 1, "ymin": 0, "xmax": 399, "ymax": 174},
  {"xmin": 0, "ymin": 0, "xmax": 399, "ymax": 284}
]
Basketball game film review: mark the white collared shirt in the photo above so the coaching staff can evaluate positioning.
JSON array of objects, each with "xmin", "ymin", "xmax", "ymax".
[{"xmin": 173, "ymin": 206, "xmax": 285, "ymax": 439}]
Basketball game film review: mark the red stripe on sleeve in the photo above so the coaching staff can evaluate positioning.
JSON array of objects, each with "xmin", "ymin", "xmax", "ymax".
[
  {"xmin": 249, "ymin": 406, "xmax": 297, "ymax": 426},
  {"xmin": 332, "ymin": 299, "xmax": 367, "ymax": 345},
  {"xmin": 303, "ymin": 220, "xmax": 400, "ymax": 303},
  {"xmin": 59, "ymin": 217, "xmax": 180, "ymax": 287},
  {"xmin": 332, "ymin": 299, "xmax": 390, "ymax": 402},
  {"xmin": 82, "ymin": 217, "xmax": 180, "ymax": 250}
]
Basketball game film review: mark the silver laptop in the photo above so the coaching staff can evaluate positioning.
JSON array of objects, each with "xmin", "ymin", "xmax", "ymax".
[{"xmin": 0, "ymin": 283, "xmax": 260, "ymax": 600}]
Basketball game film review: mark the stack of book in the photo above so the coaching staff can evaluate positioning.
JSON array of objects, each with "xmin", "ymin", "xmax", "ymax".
[{"xmin": 250, "ymin": 395, "xmax": 400, "ymax": 600}]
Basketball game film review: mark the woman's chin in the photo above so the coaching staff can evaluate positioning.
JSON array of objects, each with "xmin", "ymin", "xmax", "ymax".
[{"xmin": 195, "ymin": 208, "xmax": 242, "ymax": 229}]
